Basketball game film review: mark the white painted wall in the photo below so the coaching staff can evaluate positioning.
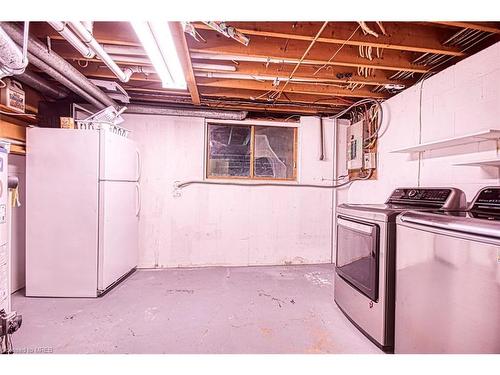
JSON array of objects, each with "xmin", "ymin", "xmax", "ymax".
[
  {"xmin": 339, "ymin": 41, "xmax": 500, "ymax": 208},
  {"xmin": 123, "ymin": 115, "xmax": 337, "ymax": 268}
]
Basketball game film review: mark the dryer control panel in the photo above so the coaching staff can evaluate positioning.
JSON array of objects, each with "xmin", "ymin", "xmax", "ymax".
[{"xmin": 386, "ymin": 187, "xmax": 466, "ymax": 210}]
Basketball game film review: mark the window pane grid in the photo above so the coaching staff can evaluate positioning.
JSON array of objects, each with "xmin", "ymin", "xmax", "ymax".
[{"xmin": 207, "ymin": 123, "xmax": 297, "ymax": 181}]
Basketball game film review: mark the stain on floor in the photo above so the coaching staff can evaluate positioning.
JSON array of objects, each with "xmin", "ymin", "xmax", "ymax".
[{"xmin": 11, "ymin": 264, "xmax": 382, "ymax": 354}]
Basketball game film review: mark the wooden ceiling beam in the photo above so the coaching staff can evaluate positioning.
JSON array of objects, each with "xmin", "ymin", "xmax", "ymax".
[
  {"xmin": 188, "ymin": 35, "xmax": 429, "ymax": 73},
  {"xmin": 193, "ymin": 22, "xmax": 465, "ymax": 57},
  {"xmin": 431, "ymin": 22, "xmax": 500, "ymax": 34},
  {"xmin": 198, "ymin": 87, "xmax": 351, "ymax": 106},
  {"xmin": 123, "ymin": 82, "xmax": 353, "ymax": 107},
  {"xmin": 201, "ymin": 60, "xmax": 404, "ymax": 84},
  {"xmin": 169, "ymin": 22, "xmax": 200, "ymax": 105},
  {"xmin": 196, "ymin": 78, "xmax": 388, "ymax": 99},
  {"xmin": 70, "ymin": 56, "xmax": 413, "ymax": 89},
  {"xmin": 69, "ymin": 61, "xmax": 413, "ymax": 97},
  {"xmin": 128, "ymin": 92, "xmax": 339, "ymax": 114},
  {"xmin": 194, "ymin": 69, "xmax": 409, "ymax": 88},
  {"xmin": 202, "ymin": 103, "xmax": 327, "ymax": 114},
  {"xmin": 190, "ymin": 49, "xmax": 428, "ymax": 74}
]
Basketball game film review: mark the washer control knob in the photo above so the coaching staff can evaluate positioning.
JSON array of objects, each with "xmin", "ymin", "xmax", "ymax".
[{"xmin": 408, "ymin": 189, "xmax": 418, "ymax": 198}]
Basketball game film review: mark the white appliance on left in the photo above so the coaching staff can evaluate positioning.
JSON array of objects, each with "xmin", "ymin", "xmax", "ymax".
[
  {"xmin": 1, "ymin": 143, "xmax": 23, "ymax": 351},
  {"xmin": 26, "ymin": 126, "xmax": 140, "ymax": 297},
  {"xmin": 0, "ymin": 146, "xmax": 10, "ymax": 310}
]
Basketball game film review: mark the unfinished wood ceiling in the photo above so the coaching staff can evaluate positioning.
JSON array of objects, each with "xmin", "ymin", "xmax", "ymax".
[{"xmin": 29, "ymin": 21, "xmax": 500, "ymax": 116}]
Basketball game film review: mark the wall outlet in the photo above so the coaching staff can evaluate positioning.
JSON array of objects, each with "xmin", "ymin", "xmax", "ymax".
[{"xmin": 363, "ymin": 152, "xmax": 377, "ymax": 169}]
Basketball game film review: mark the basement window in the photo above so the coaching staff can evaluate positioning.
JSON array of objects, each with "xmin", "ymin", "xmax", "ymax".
[{"xmin": 206, "ymin": 123, "xmax": 297, "ymax": 180}]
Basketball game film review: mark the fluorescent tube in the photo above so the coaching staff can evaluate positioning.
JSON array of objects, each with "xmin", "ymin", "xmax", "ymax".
[{"xmin": 131, "ymin": 21, "xmax": 187, "ymax": 90}]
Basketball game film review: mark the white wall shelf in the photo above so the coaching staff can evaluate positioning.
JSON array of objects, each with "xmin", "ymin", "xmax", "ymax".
[
  {"xmin": 391, "ymin": 129, "xmax": 500, "ymax": 153},
  {"xmin": 453, "ymin": 157, "xmax": 500, "ymax": 167}
]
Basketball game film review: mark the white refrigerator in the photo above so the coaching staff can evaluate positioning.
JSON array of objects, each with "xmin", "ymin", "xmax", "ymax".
[{"xmin": 26, "ymin": 126, "xmax": 140, "ymax": 297}]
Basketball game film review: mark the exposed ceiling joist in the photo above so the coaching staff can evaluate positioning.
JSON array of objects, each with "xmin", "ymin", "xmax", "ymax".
[
  {"xmin": 194, "ymin": 70, "xmax": 405, "ymax": 87},
  {"xmin": 432, "ymin": 22, "xmax": 500, "ymax": 34},
  {"xmin": 128, "ymin": 90, "xmax": 343, "ymax": 114},
  {"xmin": 68, "ymin": 58, "xmax": 413, "ymax": 93},
  {"xmin": 189, "ymin": 50, "xmax": 429, "ymax": 74},
  {"xmin": 170, "ymin": 22, "xmax": 200, "ymax": 105},
  {"xmin": 124, "ymin": 81, "xmax": 355, "ymax": 106},
  {"xmin": 28, "ymin": 21, "xmax": 500, "ymax": 116},
  {"xmin": 203, "ymin": 103, "xmax": 329, "ymax": 114},
  {"xmin": 193, "ymin": 22, "xmax": 465, "ymax": 57},
  {"xmin": 188, "ymin": 34, "xmax": 430, "ymax": 73},
  {"xmin": 198, "ymin": 87, "xmax": 352, "ymax": 107},
  {"xmin": 193, "ymin": 60, "xmax": 403, "ymax": 85},
  {"xmin": 195, "ymin": 78, "xmax": 389, "ymax": 99}
]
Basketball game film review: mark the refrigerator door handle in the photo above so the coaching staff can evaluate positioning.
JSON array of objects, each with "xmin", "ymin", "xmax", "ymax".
[
  {"xmin": 136, "ymin": 149, "xmax": 141, "ymax": 182},
  {"xmin": 135, "ymin": 183, "xmax": 141, "ymax": 217}
]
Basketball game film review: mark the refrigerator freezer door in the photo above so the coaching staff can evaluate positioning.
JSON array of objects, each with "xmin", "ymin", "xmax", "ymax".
[
  {"xmin": 26, "ymin": 128, "xmax": 100, "ymax": 297},
  {"xmin": 99, "ymin": 129, "xmax": 139, "ymax": 182},
  {"xmin": 98, "ymin": 181, "xmax": 138, "ymax": 291}
]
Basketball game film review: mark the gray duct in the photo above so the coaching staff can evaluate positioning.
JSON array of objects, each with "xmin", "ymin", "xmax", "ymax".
[
  {"xmin": 126, "ymin": 104, "xmax": 248, "ymax": 120},
  {"xmin": 16, "ymin": 69, "xmax": 69, "ymax": 99},
  {"xmin": 0, "ymin": 22, "xmax": 116, "ymax": 109},
  {"xmin": 0, "ymin": 25, "xmax": 27, "ymax": 78},
  {"xmin": 27, "ymin": 53, "xmax": 105, "ymax": 109}
]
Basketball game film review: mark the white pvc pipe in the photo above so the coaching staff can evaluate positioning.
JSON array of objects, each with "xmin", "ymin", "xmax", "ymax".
[
  {"xmin": 192, "ymin": 63, "xmax": 236, "ymax": 72},
  {"xmin": 68, "ymin": 21, "xmax": 132, "ymax": 82},
  {"xmin": 48, "ymin": 21, "xmax": 95, "ymax": 59},
  {"xmin": 190, "ymin": 52, "xmax": 297, "ymax": 64},
  {"xmin": 124, "ymin": 64, "xmax": 237, "ymax": 76},
  {"xmin": 194, "ymin": 71, "xmax": 347, "ymax": 84}
]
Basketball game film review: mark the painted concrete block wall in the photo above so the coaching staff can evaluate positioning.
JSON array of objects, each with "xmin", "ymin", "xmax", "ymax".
[
  {"xmin": 123, "ymin": 115, "xmax": 336, "ymax": 268},
  {"xmin": 342, "ymin": 41, "xmax": 500, "ymax": 206}
]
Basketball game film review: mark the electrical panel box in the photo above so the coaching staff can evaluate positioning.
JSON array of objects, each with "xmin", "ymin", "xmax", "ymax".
[{"xmin": 347, "ymin": 120, "xmax": 364, "ymax": 170}]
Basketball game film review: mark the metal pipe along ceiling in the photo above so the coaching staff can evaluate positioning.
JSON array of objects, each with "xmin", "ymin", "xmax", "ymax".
[
  {"xmin": 48, "ymin": 21, "xmax": 95, "ymax": 59},
  {"xmin": 16, "ymin": 69, "xmax": 69, "ymax": 99},
  {"xmin": 126, "ymin": 104, "xmax": 248, "ymax": 120},
  {"xmin": 68, "ymin": 22, "xmax": 132, "ymax": 83},
  {"xmin": 0, "ymin": 25, "xmax": 27, "ymax": 78},
  {"xmin": 0, "ymin": 22, "xmax": 116, "ymax": 109},
  {"xmin": 27, "ymin": 53, "xmax": 105, "ymax": 109}
]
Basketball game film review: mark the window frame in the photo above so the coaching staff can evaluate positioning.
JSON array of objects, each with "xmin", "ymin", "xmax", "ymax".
[{"xmin": 205, "ymin": 121, "xmax": 298, "ymax": 182}]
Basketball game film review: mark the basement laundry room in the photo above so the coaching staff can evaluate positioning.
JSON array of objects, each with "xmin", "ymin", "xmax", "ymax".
[{"xmin": 1, "ymin": 1, "xmax": 500, "ymax": 371}]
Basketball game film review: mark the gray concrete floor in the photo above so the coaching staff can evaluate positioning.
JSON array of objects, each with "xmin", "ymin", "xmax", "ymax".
[{"xmin": 11, "ymin": 264, "xmax": 382, "ymax": 354}]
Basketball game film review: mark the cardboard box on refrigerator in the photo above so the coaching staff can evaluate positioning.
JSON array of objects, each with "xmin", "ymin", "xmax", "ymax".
[{"xmin": 59, "ymin": 117, "xmax": 75, "ymax": 129}]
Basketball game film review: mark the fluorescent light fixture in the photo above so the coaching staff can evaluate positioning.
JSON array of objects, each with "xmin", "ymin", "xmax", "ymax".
[{"xmin": 131, "ymin": 21, "xmax": 187, "ymax": 90}]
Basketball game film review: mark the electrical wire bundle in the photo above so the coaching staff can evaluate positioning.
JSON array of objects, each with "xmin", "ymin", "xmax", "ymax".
[{"xmin": 326, "ymin": 97, "xmax": 383, "ymax": 182}]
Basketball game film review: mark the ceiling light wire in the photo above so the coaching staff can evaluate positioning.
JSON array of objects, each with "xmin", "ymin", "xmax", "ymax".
[
  {"xmin": 314, "ymin": 25, "xmax": 361, "ymax": 76},
  {"xmin": 271, "ymin": 21, "xmax": 329, "ymax": 102}
]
